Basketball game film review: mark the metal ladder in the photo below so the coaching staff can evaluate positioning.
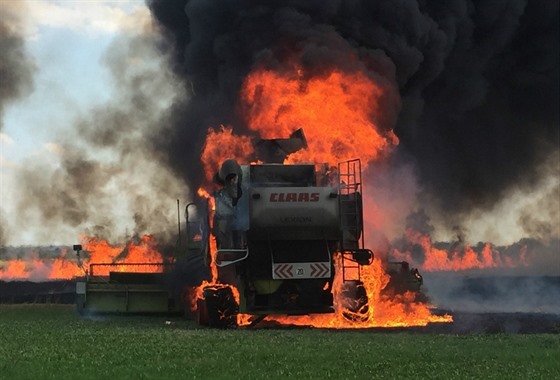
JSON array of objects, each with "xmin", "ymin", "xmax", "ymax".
[{"xmin": 338, "ymin": 159, "xmax": 366, "ymax": 281}]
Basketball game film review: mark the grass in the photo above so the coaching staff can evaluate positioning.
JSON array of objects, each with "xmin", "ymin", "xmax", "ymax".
[{"xmin": 0, "ymin": 305, "xmax": 559, "ymax": 379}]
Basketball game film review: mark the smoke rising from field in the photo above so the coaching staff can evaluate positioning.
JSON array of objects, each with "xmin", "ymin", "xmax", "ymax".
[
  {"xmin": 0, "ymin": 3, "xmax": 34, "ymax": 247},
  {"xmin": 0, "ymin": 209, "xmax": 9, "ymax": 247},
  {"xmin": 424, "ymin": 270, "xmax": 560, "ymax": 315},
  {"xmin": 2, "ymin": 0, "xmax": 558, "ymax": 255},
  {"xmin": 5, "ymin": 14, "xmax": 188, "ymax": 246},
  {"xmin": 0, "ymin": 2, "xmax": 35, "ymax": 131}
]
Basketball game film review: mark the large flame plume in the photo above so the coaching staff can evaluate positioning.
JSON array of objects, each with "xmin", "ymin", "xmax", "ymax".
[
  {"xmin": 194, "ymin": 60, "xmax": 453, "ymax": 327},
  {"xmin": 241, "ymin": 65, "xmax": 399, "ymax": 165}
]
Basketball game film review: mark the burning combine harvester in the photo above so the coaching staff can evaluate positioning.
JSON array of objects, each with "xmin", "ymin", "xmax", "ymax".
[
  {"xmin": 194, "ymin": 130, "xmax": 425, "ymax": 328},
  {"xmin": 76, "ymin": 130, "xmax": 435, "ymax": 328}
]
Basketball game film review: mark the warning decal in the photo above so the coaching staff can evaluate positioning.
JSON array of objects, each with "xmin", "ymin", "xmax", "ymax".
[{"xmin": 272, "ymin": 262, "xmax": 331, "ymax": 279}]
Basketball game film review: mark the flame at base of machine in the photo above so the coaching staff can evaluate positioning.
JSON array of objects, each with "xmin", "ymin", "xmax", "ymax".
[
  {"xmin": 262, "ymin": 256, "xmax": 452, "ymax": 329},
  {"xmin": 191, "ymin": 252, "xmax": 452, "ymax": 329}
]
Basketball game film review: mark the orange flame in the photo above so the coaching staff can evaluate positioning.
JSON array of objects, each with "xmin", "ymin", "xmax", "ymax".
[
  {"xmin": 263, "ymin": 257, "xmax": 452, "ymax": 328},
  {"xmin": 82, "ymin": 235, "xmax": 167, "ymax": 277},
  {"xmin": 0, "ymin": 259, "xmax": 28, "ymax": 280},
  {"xmin": 0, "ymin": 249, "xmax": 81, "ymax": 281},
  {"xmin": 392, "ymin": 228, "xmax": 529, "ymax": 272},
  {"xmin": 241, "ymin": 66, "xmax": 399, "ymax": 166},
  {"xmin": 201, "ymin": 126, "xmax": 254, "ymax": 182},
  {"xmin": 0, "ymin": 235, "xmax": 166, "ymax": 281},
  {"xmin": 47, "ymin": 258, "xmax": 81, "ymax": 280}
]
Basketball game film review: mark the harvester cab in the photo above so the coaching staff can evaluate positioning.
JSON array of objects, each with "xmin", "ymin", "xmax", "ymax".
[{"xmin": 195, "ymin": 129, "xmax": 375, "ymax": 327}]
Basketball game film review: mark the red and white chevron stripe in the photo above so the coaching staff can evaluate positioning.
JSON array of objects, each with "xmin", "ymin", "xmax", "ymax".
[
  {"xmin": 309, "ymin": 262, "xmax": 329, "ymax": 278},
  {"xmin": 273, "ymin": 263, "xmax": 293, "ymax": 279},
  {"xmin": 272, "ymin": 262, "xmax": 331, "ymax": 279}
]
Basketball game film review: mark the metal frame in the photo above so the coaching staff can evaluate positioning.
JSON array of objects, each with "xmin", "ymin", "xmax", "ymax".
[
  {"xmin": 89, "ymin": 262, "xmax": 173, "ymax": 277},
  {"xmin": 337, "ymin": 159, "xmax": 372, "ymax": 282},
  {"xmin": 215, "ymin": 248, "xmax": 249, "ymax": 267}
]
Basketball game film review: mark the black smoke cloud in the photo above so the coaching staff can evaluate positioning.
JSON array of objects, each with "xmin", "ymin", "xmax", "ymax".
[{"xmin": 147, "ymin": 0, "xmax": 559, "ymax": 219}]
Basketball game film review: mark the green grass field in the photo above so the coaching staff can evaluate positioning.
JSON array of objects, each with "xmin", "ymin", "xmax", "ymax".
[{"xmin": 0, "ymin": 305, "xmax": 558, "ymax": 379}]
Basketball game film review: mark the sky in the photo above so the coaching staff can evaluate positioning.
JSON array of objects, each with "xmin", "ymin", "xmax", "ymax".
[
  {"xmin": 0, "ymin": 0, "xmax": 558, "ymax": 248},
  {"xmin": 1, "ymin": 0, "xmax": 146, "ymax": 159}
]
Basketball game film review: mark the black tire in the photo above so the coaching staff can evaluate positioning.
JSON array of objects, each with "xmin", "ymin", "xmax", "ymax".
[
  {"xmin": 341, "ymin": 281, "xmax": 369, "ymax": 322},
  {"xmin": 201, "ymin": 286, "xmax": 238, "ymax": 328}
]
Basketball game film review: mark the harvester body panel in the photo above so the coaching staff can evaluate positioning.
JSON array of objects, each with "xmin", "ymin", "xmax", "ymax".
[{"xmin": 249, "ymin": 186, "xmax": 339, "ymax": 237}]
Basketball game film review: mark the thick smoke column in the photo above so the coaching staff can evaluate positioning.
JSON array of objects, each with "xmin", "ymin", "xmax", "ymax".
[
  {"xmin": 0, "ymin": 2, "xmax": 35, "ymax": 247},
  {"xmin": 395, "ymin": 1, "xmax": 559, "ymax": 213},
  {"xmin": 148, "ymin": 0, "xmax": 558, "ymax": 224}
]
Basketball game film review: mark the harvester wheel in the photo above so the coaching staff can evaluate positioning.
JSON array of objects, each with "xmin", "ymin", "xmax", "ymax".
[
  {"xmin": 341, "ymin": 281, "xmax": 369, "ymax": 322},
  {"xmin": 200, "ymin": 286, "xmax": 238, "ymax": 329}
]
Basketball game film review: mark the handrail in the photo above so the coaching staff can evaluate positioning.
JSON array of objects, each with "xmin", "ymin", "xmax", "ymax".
[
  {"xmin": 89, "ymin": 262, "xmax": 173, "ymax": 276},
  {"xmin": 215, "ymin": 248, "xmax": 249, "ymax": 267}
]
